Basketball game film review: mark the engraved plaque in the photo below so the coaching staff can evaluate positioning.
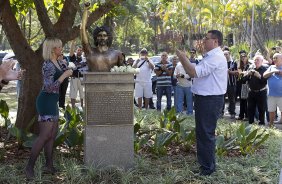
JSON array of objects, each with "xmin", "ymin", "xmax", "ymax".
[{"xmin": 87, "ymin": 91, "xmax": 133, "ymax": 125}]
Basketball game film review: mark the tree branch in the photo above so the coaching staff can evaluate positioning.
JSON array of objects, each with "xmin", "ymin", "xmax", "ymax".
[
  {"xmin": 33, "ymin": 0, "xmax": 54, "ymax": 37},
  {"xmin": 58, "ymin": 0, "xmax": 124, "ymax": 44},
  {"xmin": 0, "ymin": 0, "xmax": 34, "ymax": 67},
  {"xmin": 87, "ymin": 0, "xmax": 124, "ymax": 27},
  {"xmin": 54, "ymin": 0, "xmax": 80, "ymax": 31}
]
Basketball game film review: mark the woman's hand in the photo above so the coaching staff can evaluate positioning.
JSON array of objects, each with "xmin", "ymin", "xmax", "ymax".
[{"xmin": 64, "ymin": 69, "xmax": 73, "ymax": 78}]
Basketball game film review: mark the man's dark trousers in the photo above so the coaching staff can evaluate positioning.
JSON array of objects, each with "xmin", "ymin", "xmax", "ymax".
[
  {"xmin": 248, "ymin": 90, "xmax": 267, "ymax": 125},
  {"xmin": 227, "ymin": 85, "xmax": 236, "ymax": 115},
  {"xmin": 194, "ymin": 94, "xmax": 224, "ymax": 174},
  {"xmin": 59, "ymin": 78, "xmax": 69, "ymax": 109}
]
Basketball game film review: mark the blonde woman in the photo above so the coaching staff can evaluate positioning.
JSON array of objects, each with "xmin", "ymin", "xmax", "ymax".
[{"xmin": 25, "ymin": 38, "xmax": 73, "ymax": 179}]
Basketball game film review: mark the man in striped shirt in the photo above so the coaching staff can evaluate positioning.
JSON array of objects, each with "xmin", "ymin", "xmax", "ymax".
[{"xmin": 154, "ymin": 52, "xmax": 173, "ymax": 111}]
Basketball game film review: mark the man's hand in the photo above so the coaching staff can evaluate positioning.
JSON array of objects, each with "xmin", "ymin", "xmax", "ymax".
[
  {"xmin": 176, "ymin": 49, "xmax": 197, "ymax": 78},
  {"xmin": 275, "ymin": 70, "xmax": 282, "ymax": 76},
  {"xmin": 176, "ymin": 49, "xmax": 187, "ymax": 64},
  {"xmin": 0, "ymin": 60, "xmax": 17, "ymax": 81},
  {"xmin": 253, "ymin": 71, "xmax": 261, "ymax": 78}
]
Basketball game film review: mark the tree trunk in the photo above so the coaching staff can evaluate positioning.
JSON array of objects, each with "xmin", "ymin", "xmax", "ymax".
[
  {"xmin": 0, "ymin": 0, "xmax": 42, "ymax": 132},
  {"xmin": 16, "ymin": 53, "xmax": 42, "ymax": 132}
]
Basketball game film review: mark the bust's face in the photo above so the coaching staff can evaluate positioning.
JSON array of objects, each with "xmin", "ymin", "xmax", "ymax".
[{"xmin": 97, "ymin": 31, "xmax": 108, "ymax": 46}]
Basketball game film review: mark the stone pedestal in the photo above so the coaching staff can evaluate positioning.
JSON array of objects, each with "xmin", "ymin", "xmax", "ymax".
[{"xmin": 83, "ymin": 72, "xmax": 134, "ymax": 169}]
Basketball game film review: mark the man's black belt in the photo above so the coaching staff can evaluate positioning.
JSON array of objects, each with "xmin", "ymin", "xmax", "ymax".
[{"xmin": 250, "ymin": 86, "xmax": 267, "ymax": 92}]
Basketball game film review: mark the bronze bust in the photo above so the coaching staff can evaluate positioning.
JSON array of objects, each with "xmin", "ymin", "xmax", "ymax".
[{"xmin": 81, "ymin": 5, "xmax": 124, "ymax": 72}]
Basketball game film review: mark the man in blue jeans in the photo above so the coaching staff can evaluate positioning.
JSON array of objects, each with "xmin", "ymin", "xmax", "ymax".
[
  {"xmin": 174, "ymin": 58, "xmax": 193, "ymax": 115},
  {"xmin": 154, "ymin": 52, "xmax": 173, "ymax": 111},
  {"xmin": 177, "ymin": 30, "xmax": 227, "ymax": 176}
]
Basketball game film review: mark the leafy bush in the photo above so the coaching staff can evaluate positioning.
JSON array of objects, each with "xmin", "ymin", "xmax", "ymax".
[
  {"xmin": 235, "ymin": 122, "xmax": 269, "ymax": 156},
  {"xmin": 148, "ymin": 130, "xmax": 177, "ymax": 155},
  {"xmin": 55, "ymin": 106, "xmax": 84, "ymax": 150},
  {"xmin": 0, "ymin": 99, "xmax": 11, "ymax": 128},
  {"xmin": 216, "ymin": 122, "xmax": 270, "ymax": 156},
  {"xmin": 216, "ymin": 135, "xmax": 236, "ymax": 156},
  {"xmin": 8, "ymin": 117, "xmax": 36, "ymax": 148},
  {"xmin": 0, "ymin": 99, "xmax": 36, "ymax": 148},
  {"xmin": 159, "ymin": 107, "xmax": 186, "ymax": 133},
  {"xmin": 134, "ymin": 116, "xmax": 152, "ymax": 152},
  {"xmin": 179, "ymin": 127, "xmax": 196, "ymax": 151}
]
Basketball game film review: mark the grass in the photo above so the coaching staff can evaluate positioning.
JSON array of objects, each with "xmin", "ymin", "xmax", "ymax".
[{"xmin": 0, "ymin": 133, "xmax": 281, "ymax": 183}]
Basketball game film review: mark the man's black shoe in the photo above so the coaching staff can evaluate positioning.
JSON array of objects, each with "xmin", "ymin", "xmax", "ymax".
[
  {"xmin": 200, "ymin": 170, "xmax": 215, "ymax": 176},
  {"xmin": 149, "ymin": 106, "xmax": 156, "ymax": 109},
  {"xmin": 236, "ymin": 117, "xmax": 244, "ymax": 120}
]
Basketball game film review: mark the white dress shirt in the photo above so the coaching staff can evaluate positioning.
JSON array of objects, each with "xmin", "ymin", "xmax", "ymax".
[
  {"xmin": 192, "ymin": 47, "xmax": 228, "ymax": 96},
  {"xmin": 174, "ymin": 62, "xmax": 193, "ymax": 87}
]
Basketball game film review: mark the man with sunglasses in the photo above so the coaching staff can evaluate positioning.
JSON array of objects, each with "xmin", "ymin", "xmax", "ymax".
[
  {"xmin": 176, "ymin": 30, "xmax": 227, "ymax": 176},
  {"xmin": 189, "ymin": 48, "xmax": 199, "ymax": 65}
]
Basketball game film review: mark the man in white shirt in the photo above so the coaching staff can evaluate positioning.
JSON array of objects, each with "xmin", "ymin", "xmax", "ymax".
[
  {"xmin": 174, "ymin": 59, "xmax": 194, "ymax": 115},
  {"xmin": 177, "ymin": 30, "xmax": 227, "ymax": 176},
  {"xmin": 132, "ymin": 49, "xmax": 154, "ymax": 109}
]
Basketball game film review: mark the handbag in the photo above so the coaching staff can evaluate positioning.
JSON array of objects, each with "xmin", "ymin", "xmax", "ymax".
[{"xmin": 241, "ymin": 82, "xmax": 249, "ymax": 99}]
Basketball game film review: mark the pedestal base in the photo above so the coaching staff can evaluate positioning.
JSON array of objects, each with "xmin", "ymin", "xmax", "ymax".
[{"xmin": 84, "ymin": 124, "xmax": 134, "ymax": 169}]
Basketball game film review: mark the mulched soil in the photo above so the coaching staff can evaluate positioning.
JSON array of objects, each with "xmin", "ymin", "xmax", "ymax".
[{"xmin": 0, "ymin": 127, "xmax": 30, "ymax": 164}]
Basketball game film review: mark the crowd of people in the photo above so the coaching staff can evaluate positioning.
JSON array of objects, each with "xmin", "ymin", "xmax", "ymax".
[{"xmin": 130, "ymin": 38, "xmax": 282, "ymax": 129}]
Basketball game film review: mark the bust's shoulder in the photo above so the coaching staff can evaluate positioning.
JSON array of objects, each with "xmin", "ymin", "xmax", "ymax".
[
  {"xmin": 92, "ymin": 48, "xmax": 121, "ymax": 55},
  {"xmin": 109, "ymin": 48, "xmax": 122, "ymax": 54}
]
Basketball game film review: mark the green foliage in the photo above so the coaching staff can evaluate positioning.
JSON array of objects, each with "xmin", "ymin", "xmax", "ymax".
[
  {"xmin": 235, "ymin": 122, "xmax": 270, "ymax": 156},
  {"xmin": 0, "ymin": 99, "xmax": 36, "ymax": 148},
  {"xmin": 229, "ymin": 42, "xmax": 250, "ymax": 59},
  {"xmin": 216, "ymin": 135, "xmax": 237, "ymax": 157},
  {"xmin": 10, "ymin": 0, "xmax": 34, "ymax": 16},
  {"xmin": 8, "ymin": 116, "xmax": 36, "ymax": 148},
  {"xmin": 159, "ymin": 107, "xmax": 186, "ymax": 133},
  {"xmin": 0, "ymin": 100, "xmax": 10, "ymax": 127},
  {"xmin": 216, "ymin": 122, "xmax": 270, "ymax": 156},
  {"xmin": 134, "ymin": 116, "xmax": 151, "ymax": 152},
  {"xmin": 148, "ymin": 130, "xmax": 177, "ymax": 155},
  {"xmin": 55, "ymin": 106, "xmax": 84, "ymax": 149},
  {"xmin": 179, "ymin": 126, "xmax": 196, "ymax": 150}
]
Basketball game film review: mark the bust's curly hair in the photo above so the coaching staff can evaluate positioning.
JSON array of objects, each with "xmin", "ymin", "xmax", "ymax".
[{"xmin": 92, "ymin": 26, "xmax": 112, "ymax": 47}]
